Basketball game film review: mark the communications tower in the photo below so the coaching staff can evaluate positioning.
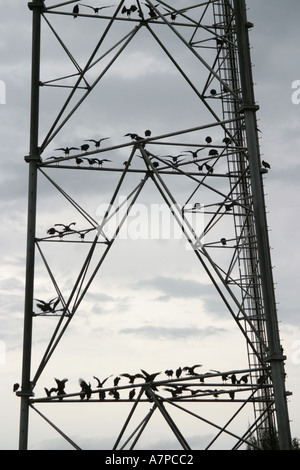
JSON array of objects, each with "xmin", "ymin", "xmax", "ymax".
[{"xmin": 17, "ymin": 0, "xmax": 292, "ymax": 450}]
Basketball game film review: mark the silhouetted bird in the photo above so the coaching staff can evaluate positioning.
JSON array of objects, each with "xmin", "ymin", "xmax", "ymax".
[
  {"xmin": 239, "ymin": 374, "xmax": 249, "ymax": 384},
  {"xmin": 162, "ymin": 7, "xmax": 187, "ymax": 20},
  {"xmin": 176, "ymin": 367, "xmax": 182, "ymax": 378},
  {"xmin": 85, "ymin": 137, "xmax": 110, "ymax": 147},
  {"xmin": 129, "ymin": 389, "xmax": 136, "ymax": 400},
  {"xmin": 114, "ymin": 376, "xmax": 121, "ymax": 386},
  {"xmin": 44, "ymin": 387, "xmax": 57, "ymax": 397},
  {"xmin": 205, "ymin": 163, "xmax": 213, "ymax": 173},
  {"xmin": 184, "ymin": 148, "xmax": 204, "ymax": 159},
  {"xmin": 75, "ymin": 157, "xmax": 84, "ymax": 165},
  {"xmin": 97, "ymin": 159, "xmax": 112, "ymax": 167},
  {"xmin": 109, "ymin": 389, "xmax": 120, "ymax": 400},
  {"xmin": 183, "ymin": 364, "xmax": 202, "ymax": 376},
  {"xmin": 230, "ymin": 374, "xmax": 237, "ymax": 385},
  {"xmin": 205, "ymin": 136, "xmax": 212, "ymax": 144},
  {"xmin": 80, "ymin": 144, "xmax": 90, "ymax": 152},
  {"xmin": 79, "ymin": 4, "xmax": 114, "ymax": 14},
  {"xmin": 220, "ymin": 238, "xmax": 227, "ymax": 246},
  {"xmin": 55, "ymin": 378, "xmax": 68, "ymax": 400},
  {"xmin": 262, "ymin": 160, "xmax": 271, "ymax": 169},
  {"xmin": 223, "ymin": 137, "xmax": 231, "ymax": 145},
  {"xmin": 144, "ymin": 129, "xmax": 152, "ymax": 137},
  {"xmin": 73, "ymin": 4, "xmax": 79, "ymax": 18},
  {"xmin": 13, "ymin": 383, "xmax": 20, "ymax": 393},
  {"xmin": 35, "ymin": 297, "xmax": 60, "ymax": 313},
  {"xmin": 54, "ymin": 222, "xmax": 76, "ymax": 233},
  {"xmin": 121, "ymin": 5, "xmax": 137, "ymax": 16},
  {"xmin": 165, "ymin": 369, "xmax": 174, "ymax": 377},
  {"xmin": 84, "ymin": 158, "xmax": 101, "ymax": 165},
  {"xmin": 79, "ymin": 378, "xmax": 92, "ymax": 400},
  {"xmin": 229, "ymin": 390, "xmax": 235, "ymax": 400},
  {"xmin": 55, "ymin": 147, "xmax": 79, "ymax": 155},
  {"xmin": 124, "ymin": 132, "xmax": 142, "ymax": 140},
  {"xmin": 93, "ymin": 375, "xmax": 112, "ymax": 388},
  {"xmin": 120, "ymin": 373, "xmax": 144, "ymax": 383},
  {"xmin": 142, "ymin": 3, "xmax": 158, "ymax": 18},
  {"xmin": 140, "ymin": 369, "xmax": 161, "ymax": 382},
  {"xmin": 99, "ymin": 390, "xmax": 106, "ymax": 400},
  {"xmin": 208, "ymin": 149, "xmax": 219, "ymax": 156}
]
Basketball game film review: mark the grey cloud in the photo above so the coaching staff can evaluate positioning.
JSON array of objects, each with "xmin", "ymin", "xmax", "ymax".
[{"xmin": 119, "ymin": 325, "xmax": 226, "ymax": 340}]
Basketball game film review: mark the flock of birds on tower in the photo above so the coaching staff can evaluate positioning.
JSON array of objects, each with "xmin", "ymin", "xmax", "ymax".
[
  {"xmin": 45, "ymin": 130, "xmax": 271, "ymax": 174},
  {"xmin": 28, "ymin": 365, "xmax": 268, "ymax": 403},
  {"xmin": 71, "ymin": 3, "xmax": 188, "ymax": 21}
]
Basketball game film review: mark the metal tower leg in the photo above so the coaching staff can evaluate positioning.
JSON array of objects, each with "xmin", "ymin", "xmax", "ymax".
[
  {"xmin": 233, "ymin": 0, "xmax": 292, "ymax": 450},
  {"xmin": 18, "ymin": 0, "xmax": 44, "ymax": 450}
]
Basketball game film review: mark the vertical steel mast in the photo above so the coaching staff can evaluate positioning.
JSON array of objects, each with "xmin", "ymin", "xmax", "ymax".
[
  {"xmin": 18, "ymin": 0, "xmax": 292, "ymax": 450},
  {"xmin": 232, "ymin": 0, "xmax": 291, "ymax": 450},
  {"xmin": 19, "ymin": 0, "xmax": 44, "ymax": 451}
]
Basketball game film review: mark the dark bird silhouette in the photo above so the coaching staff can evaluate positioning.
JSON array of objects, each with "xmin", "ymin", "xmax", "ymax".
[
  {"xmin": 114, "ymin": 376, "xmax": 121, "ymax": 386},
  {"xmin": 35, "ymin": 297, "xmax": 60, "ymax": 313},
  {"xmin": 121, "ymin": 5, "xmax": 137, "ymax": 16},
  {"xmin": 124, "ymin": 132, "xmax": 142, "ymax": 140},
  {"xmin": 97, "ymin": 159, "xmax": 112, "ymax": 167},
  {"xmin": 164, "ymin": 385, "xmax": 188, "ymax": 397},
  {"xmin": 262, "ymin": 160, "xmax": 271, "ymax": 169},
  {"xmin": 205, "ymin": 136, "xmax": 212, "ymax": 144},
  {"xmin": 79, "ymin": 4, "xmax": 114, "ymax": 14},
  {"xmin": 220, "ymin": 238, "xmax": 227, "ymax": 246},
  {"xmin": 144, "ymin": 129, "xmax": 151, "ymax": 137},
  {"xmin": 84, "ymin": 157, "xmax": 101, "ymax": 165},
  {"xmin": 75, "ymin": 157, "xmax": 84, "ymax": 165},
  {"xmin": 229, "ymin": 390, "xmax": 235, "ymax": 400},
  {"xmin": 80, "ymin": 144, "xmax": 90, "ymax": 152},
  {"xmin": 109, "ymin": 389, "xmax": 120, "ymax": 400},
  {"xmin": 99, "ymin": 389, "xmax": 106, "ymax": 400},
  {"xmin": 44, "ymin": 386, "xmax": 57, "ymax": 397},
  {"xmin": 55, "ymin": 147, "xmax": 79, "ymax": 155},
  {"xmin": 54, "ymin": 222, "xmax": 76, "ymax": 233},
  {"xmin": 184, "ymin": 148, "xmax": 204, "ymax": 159},
  {"xmin": 93, "ymin": 375, "xmax": 112, "ymax": 388},
  {"xmin": 140, "ymin": 369, "xmax": 161, "ymax": 382},
  {"xmin": 120, "ymin": 373, "xmax": 144, "ymax": 383},
  {"xmin": 13, "ymin": 383, "xmax": 20, "ymax": 393},
  {"xmin": 142, "ymin": 3, "xmax": 158, "ymax": 18},
  {"xmin": 162, "ymin": 7, "xmax": 187, "ymax": 20},
  {"xmin": 165, "ymin": 369, "xmax": 174, "ymax": 377},
  {"xmin": 208, "ymin": 148, "xmax": 219, "ymax": 156},
  {"xmin": 257, "ymin": 374, "xmax": 267, "ymax": 385},
  {"xmin": 223, "ymin": 137, "xmax": 231, "ymax": 145},
  {"xmin": 175, "ymin": 367, "xmax": 182, "ymax": 378},
  {"xmin": 73, "ymin": 4, "xmax": 79, "ymax": 18},
  {"xmin": 47, "ymin": 227, "xmax": 60, "ymax": 235},
  {"xmin": 85, "ymin": 137, "xmax": 110, "ymax": 147},
  {"xmin": 230, "ymin": 374, "xmax": 237, "ymax": 385},
  {"xmin": 55, "ymin": 378, "xmax": 68, "ymax": 400},
  {"xmin": 205, "ymin": 163, "xmax": 213, "ymax": 173},
  {"xmin": 79, "ymin": 378, "xmax": 92, "ymax": 400},
  {"xmin": 183, "ymin": 364, "xmax": 202, "ymax": 376},
  {"xmin": 239, "ymin": 374, "xmax": 249, "ymax": 384},
  {"xmin": 129, "ymin": 389, "xmax": 136, "ymax": 400}
]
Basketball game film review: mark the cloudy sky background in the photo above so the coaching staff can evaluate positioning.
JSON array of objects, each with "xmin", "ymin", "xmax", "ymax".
[{"xmin": 0, "ymin": 0, "xmax": 300, "ymax": 450}]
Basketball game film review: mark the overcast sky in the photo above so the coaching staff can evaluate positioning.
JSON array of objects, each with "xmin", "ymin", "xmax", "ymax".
[{"xmin": 0, "ymin": 0, "xmax": 300, "ymax": 450}]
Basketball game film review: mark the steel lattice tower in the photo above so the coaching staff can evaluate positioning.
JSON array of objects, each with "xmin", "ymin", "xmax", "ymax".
[{"xmin": 18, "ymin": 0, "xmax": 292, "ymax": 450}]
